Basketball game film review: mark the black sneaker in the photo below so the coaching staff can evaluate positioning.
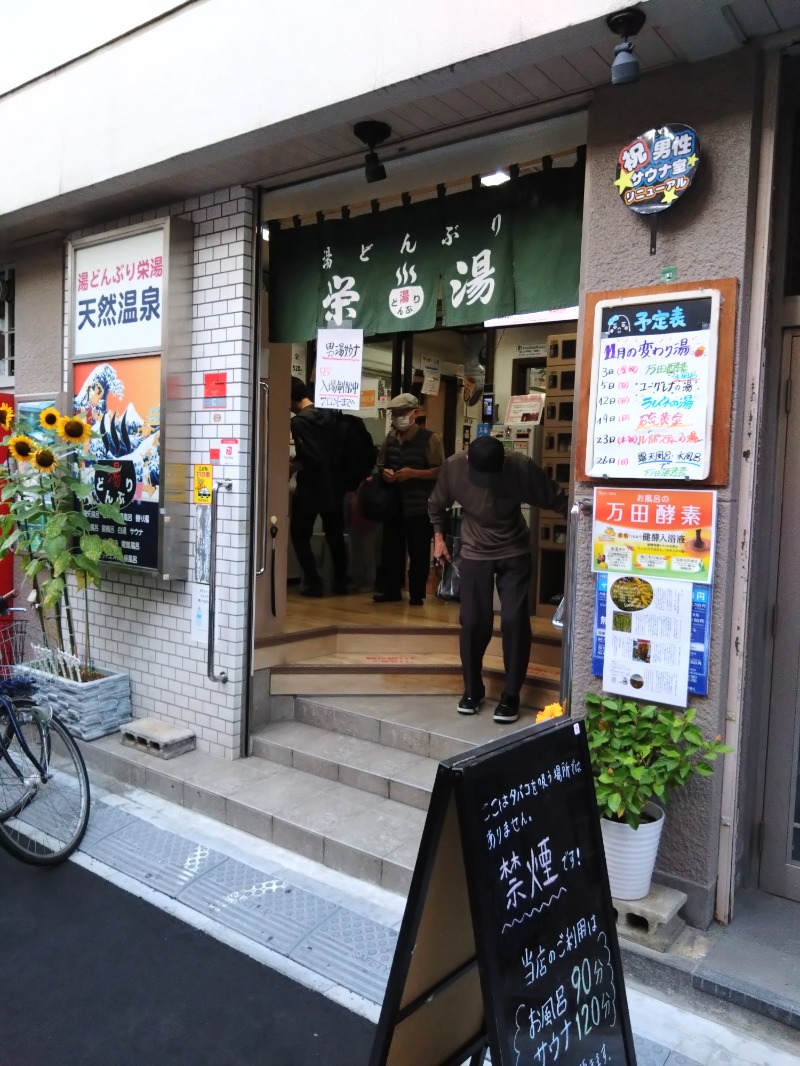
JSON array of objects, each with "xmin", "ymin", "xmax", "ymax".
[
  {"xmin": 457, "ymin": 692, "xmax": 484, "ymax": 715},
  {"xmin": 300, "ymin": 584, "xmax": 324, "ymax": 598},
  {"xmin": 373, "ymin": 593, "xmax": 402, "ymax": 603},
  {"xmin": 493, "ymin": 693, "xmax": 520, "ymax": 724}
]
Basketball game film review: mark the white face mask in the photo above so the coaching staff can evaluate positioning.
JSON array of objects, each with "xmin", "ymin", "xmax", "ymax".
[{"xmin": 392, "ymin": 414, "xmax": 413, "ymax": 431}]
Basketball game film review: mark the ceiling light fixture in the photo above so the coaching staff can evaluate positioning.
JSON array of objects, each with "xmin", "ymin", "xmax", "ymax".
[
  {"xmin": 607, "ymin": 8, "xmax": 646, "ymax": 86},
  {"xmin": 480, "ymin": 170, "xmax": 511, "ymax": 187},
  {"xmin": 353, "ymin": 120, "xmax": 392, "ymax": 184}
]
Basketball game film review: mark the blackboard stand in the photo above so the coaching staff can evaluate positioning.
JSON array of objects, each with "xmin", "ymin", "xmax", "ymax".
[{"xmin": 369, "ymin": 719, "xmax": 636, "ymax": 1066}]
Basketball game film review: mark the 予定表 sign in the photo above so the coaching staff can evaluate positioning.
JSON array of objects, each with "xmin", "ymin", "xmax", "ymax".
[{"xmin": 585, "ymin": 290, "xmax": 721, "ymax": 480}]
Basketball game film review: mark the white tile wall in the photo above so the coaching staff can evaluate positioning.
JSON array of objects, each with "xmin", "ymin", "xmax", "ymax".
[{"xmin": 63, "ymin": 186, "xmax": 256, "ymax": 758}]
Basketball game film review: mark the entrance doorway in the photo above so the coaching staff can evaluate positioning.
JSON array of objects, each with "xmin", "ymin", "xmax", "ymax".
[{"xmin": 762, "ymin": 330, "xmax": 800, "ymax": 902}]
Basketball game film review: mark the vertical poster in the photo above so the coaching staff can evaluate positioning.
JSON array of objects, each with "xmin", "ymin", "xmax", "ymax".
[
  {"xmin": 314, "ymin": 328, "xmax": 364, "ymax": 410},
  {"xmin": 585, "ymin": 291, "xmax": 720, "ymax": 480},
  {"xmin": 593, "ymin": 573, "xmax": 711, "ymax": 697},
  {"xmin": 74, "ymin": 356, "xmax": 161, "ymax": 570},
  {"xmin": 602, "ymin": 576, "xmax": 692, "ymax": 708}
]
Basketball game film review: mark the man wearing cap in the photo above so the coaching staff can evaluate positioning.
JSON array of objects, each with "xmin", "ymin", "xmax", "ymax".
[
  {"xmin": 429, "ymin": 436, "xmax": 567, "ymax": 723},
  {"xmin": 374, "ymin": 394, "xmax": 445, "ymax": 606}
]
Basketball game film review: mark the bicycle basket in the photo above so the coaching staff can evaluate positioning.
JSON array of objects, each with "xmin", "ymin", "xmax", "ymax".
[{"xmin": 0, "ymin": 617, "xmax": 28, "ymax": 680}]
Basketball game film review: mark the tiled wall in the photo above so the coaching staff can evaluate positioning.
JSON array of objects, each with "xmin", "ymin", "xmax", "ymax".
[{"xmin": 63, "ymin": 186, "xmax": 255, "ymax": 758}]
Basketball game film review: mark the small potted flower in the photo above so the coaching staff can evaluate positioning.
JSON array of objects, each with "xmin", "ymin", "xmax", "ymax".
[
  {"xmin": 585, "ymin": 693, "xmax": 731, "ymax": 900},
  {"xmin": 0, "ymin": 402, "xmax": 133, "ymax": 739}
]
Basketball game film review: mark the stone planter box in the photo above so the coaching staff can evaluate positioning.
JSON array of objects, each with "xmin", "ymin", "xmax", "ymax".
[{"xmin": 16, "ymin": 665, "xmax": 133, "ymax": 742}]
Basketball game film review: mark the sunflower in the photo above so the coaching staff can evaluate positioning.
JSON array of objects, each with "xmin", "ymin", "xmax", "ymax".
[
  {"xmin": 31, "ymin": 447, "xmax": 57, "ymax": 473},
  {"xmin": 0, "ymin": 402, "xmax": 13, "ymax": 434},
  {"xmin": 7, "ymin": 435, "xmax": 36, "ymax": 463},
  {"xmin": 39, "ymin": 406, "xmax": 62, "ymax": 431},
  {"xmin": 56, "ymin": 414, "xmax": 92, "ymax": 445}
]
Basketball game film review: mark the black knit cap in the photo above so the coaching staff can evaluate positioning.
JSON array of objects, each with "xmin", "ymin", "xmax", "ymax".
[{"xmin": 467, "ymin": 435, "xmax": 505, "ymax": 488}]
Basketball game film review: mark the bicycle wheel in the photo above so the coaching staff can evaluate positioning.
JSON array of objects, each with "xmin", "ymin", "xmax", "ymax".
[
  {"xmin": 0, "ymin": 708, "xmax": 90, "ymax": 866},
  {"xmin": 0, "ymin": 702, "xmax": 46, "ymax": 822}
]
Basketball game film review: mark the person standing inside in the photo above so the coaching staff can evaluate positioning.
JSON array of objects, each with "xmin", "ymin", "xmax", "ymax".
[
  {"xmin": 429, "ymin": 435, "xmax": 567, "ymax": 723},
  {"xmin": 289, "ymin": 376, "xmax": 348, "ymax": 597},
  {"xmin": 374, "ymin": 393, "xmax": 444, "ymax": 606}
]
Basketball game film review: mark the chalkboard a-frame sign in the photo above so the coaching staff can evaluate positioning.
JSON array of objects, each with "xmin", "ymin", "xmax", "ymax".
[{"xmin": 369, "ymin": 719, "xmax": 636, "ymax": 1066}]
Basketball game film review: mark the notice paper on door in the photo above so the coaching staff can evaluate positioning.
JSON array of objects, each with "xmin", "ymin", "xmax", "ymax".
[{"xmin": 602, "ymin": 575, "xmax": 692, "ymax": 707}]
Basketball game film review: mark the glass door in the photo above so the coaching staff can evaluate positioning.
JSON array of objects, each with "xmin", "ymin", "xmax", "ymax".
[{"xmin": 762, "ymin": 331, "xmax": 800, "ymax": 901}]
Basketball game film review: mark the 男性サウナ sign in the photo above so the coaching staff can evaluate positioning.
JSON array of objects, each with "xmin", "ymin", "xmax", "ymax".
[
  {"xmin": 585, "ymin": 290, "xmax": 720, "ymax": 480},
  {"xmin": 614, "ymin": 124, "xmax": 700, "ymax": 215}
]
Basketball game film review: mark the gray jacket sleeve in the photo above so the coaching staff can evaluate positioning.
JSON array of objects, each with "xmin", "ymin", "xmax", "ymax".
[
  {"xmin": 428, "ymin": 459, "xmax": 453, "ymax": 533},
  {"xmin": 525, "ymin": 457, "xmax": 569, "ymax": 516}
]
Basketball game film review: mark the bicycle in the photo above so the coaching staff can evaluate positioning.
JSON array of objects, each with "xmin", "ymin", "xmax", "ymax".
[{"xmin": 0, "ymin": 591, "xmax": 91, "ymax": 865}]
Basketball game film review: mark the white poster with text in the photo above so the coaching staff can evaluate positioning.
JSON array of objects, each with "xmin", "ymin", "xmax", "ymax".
[
  {"xmin": 315, "ymin": 329, "xmax": 364, "ymax": 410},
  {"xmin": 602, "ymin": 576, "xmax": 692, "ymax": 707}
]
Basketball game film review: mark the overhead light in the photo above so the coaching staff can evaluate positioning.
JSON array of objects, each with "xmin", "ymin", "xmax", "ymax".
[
  {"xmin": 484, "ymin": 307, "xmax": 580, "ymax": 328},
  {"xmin": 261, "ymin": 225, "xmax": 270, "ymax": 242},
  {"xmin": 481, "ymin": 170, "xmax": 510, "ymax": 187},
  {"xmin": 607, "ymin": 8, "xmax": 646, "ymax": 86},
  {"xmin": 353, "ymin": 120, "xmax": 392, "ymax": 184}
]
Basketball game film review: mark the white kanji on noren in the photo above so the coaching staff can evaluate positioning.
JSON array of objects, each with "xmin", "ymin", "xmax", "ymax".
[
  {"xmin": 450, "ymin": 249, "xmax": 496, "ymax": 308},
  {"xmin": 322, "ymin": 275, "xmax": 360, "ymax": 326}
]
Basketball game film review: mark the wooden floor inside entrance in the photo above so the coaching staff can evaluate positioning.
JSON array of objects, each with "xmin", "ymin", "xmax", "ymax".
[
  {"xmin": 283, "ymin": 586, "xmax": 559, "ymax": 640},
  {"xmin": 255, "ymin": 587, "xmax": 563, "ymax": 709}
]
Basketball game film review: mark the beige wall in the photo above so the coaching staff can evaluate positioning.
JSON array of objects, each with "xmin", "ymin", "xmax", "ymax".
[
  {"xmin": 14, "ymin": 241, "xmax": 64, "ymax": 397},
  {"xmin": 574, "ymin": 49, "xmax": 761, "ymax": 927}
]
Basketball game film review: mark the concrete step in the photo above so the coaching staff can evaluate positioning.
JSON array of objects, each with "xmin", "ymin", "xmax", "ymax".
[
  {"xmin": 79, "ymin": 734, "xmax": 425, "ymax": 895},
  {"xmin": 269, "ymin": 653, "xmax": 561, "ymax": 699},
  {"xmin": 250, "ymin": 719, "xmax": 437, "ymax": 810},
  {"xmin": 291, "ymin": 693, "xmax": 541, "ymax": 761}
]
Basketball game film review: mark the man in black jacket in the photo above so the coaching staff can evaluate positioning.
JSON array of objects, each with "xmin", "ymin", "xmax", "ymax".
[
  {"xmin": 289, "ymin": 377, "xmax": 348, "ymax": 596},
  {"xmin": 429, "ymin": 435, "xmax": 568, "ymax": 723}
]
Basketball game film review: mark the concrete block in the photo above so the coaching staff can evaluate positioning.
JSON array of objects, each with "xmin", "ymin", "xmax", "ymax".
[
  {"xmin": 120, "ymin": 717, "xmax": 196, "ymax": 760},
  {"xmin": 613, "ymin": 882, "xmax": 687, "ymax": 953}
]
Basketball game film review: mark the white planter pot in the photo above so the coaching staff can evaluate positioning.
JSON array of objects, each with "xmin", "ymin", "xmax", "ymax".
[
  {"xmin": 600, "ymin": 802, "xmax": 665, "ymax": 901},
  {"xmin": 15, "ymin": 664, "xmax": 133, "ymax": 742}
]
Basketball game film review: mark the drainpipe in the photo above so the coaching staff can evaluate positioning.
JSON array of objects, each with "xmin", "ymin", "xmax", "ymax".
[{"xmin": 715, "ymin": 51, "xmax": 779, "ymax": 924}]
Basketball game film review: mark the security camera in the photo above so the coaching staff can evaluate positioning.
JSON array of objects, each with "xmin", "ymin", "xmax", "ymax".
[{"xmin": 611, "ymin": 41, "xmax": 640, "ymax": 85}]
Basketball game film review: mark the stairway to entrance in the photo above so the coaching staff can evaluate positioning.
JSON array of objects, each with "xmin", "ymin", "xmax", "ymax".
[{"xmin": 250, "ymin": 620, "xmax": 563, "ymax": 892}]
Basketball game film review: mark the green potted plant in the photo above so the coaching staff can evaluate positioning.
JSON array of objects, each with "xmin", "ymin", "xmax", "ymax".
[
  {"xmin": 585, "ymin": 692, "xmax": 732, "ymax": 900},
  {"xmin": 0, "ymin": 402, "xmax": 133, "ymax": 740}
]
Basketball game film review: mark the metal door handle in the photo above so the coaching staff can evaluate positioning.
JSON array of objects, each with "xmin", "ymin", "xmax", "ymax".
[
  {"xmin": 208, "ymin": 478, "xmax": 232, "ymax": 684},
  {"xmin": 558, "ymin": 498, "xmax": 592, "ymax": 708}
]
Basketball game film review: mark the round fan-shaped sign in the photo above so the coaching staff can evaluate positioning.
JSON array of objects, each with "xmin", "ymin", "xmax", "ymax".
[{"xmin": 614, "ymin": 124, "xmax": 700, "ymax": 215}]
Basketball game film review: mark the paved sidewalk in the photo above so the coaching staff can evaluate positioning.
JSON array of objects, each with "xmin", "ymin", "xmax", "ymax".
[{"xmin": 73, "ymin": 772, "xmax": 799, "ymax": 1066}]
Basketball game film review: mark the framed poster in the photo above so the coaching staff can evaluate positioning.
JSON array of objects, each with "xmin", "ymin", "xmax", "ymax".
[
  {"xmin": 575, "ymin": 279, "xmax": 737, "ymax": 486},
  {"xmin": 69, "ymin": 217, "xmax": 193, "ymax": 578},
  {"xmin": 73, "ymin": 356, "xmax": 161, "ymax": 570}
]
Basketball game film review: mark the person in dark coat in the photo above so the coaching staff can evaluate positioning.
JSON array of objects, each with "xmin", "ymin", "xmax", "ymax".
[
  {"xmin": 374, "ymin": 393, "xmax": 444, "ymax": 606},
  {"xmin": 429, "ymin": 435, "xmax": 568, "ymax": 723},
  {"xmin": 289, "ymin": 377, "xmax": 348, "ymax": 596}
]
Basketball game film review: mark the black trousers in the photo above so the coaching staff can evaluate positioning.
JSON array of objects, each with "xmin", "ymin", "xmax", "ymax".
[
  {"xmin": 459, "ymin": 553, "xmax": 532, "ymax": 698},
  {"xmin": 290, "ymin": 496, "xmax": 348, "ymax": 590},
  {"xmin": 379, "ymin": 513, "xmax": 433, "ymax": 601}
]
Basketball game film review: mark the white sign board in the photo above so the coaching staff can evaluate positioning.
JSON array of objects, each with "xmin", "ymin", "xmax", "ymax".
[
  {"xmin": 504, "ymin": 393, "xmax": 545, "ymax": 427},
  {"xmin": 291, "ymin": 344, "xmax": 306, "ymax": 380},
  {"xmin": 602, "ymin": 576, "xmax": 692, "ymax": 708},
  {"xmin": 517, "ymin": 343, "xmax": 548, "ymax": 359},
  {"xmin": 73, "ymin": 228, "xmax": 165, "ymax": 358},
  {"xmin": 190, "ymin": 583, "xmax": 210, "ymax": 645},
  {"xmin": 315, "ymin": 328, "xmax": 364, "ymax": 410},
  {"xmin": 585, "ymin": 290, "xmax": 720, "ymax": 480},
  {"xmin": 421, "ymin": 357, "xmax": 441, "ymax": 396}
]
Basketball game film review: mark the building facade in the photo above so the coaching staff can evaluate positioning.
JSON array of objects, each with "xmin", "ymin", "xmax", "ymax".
[{"xmin": 3, "ymin": 0, "xmax": 800, "ymax": 931}]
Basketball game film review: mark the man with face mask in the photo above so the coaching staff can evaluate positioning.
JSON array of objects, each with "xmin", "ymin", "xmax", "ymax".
[{"xmin": 374, "ymin": 393, "xmax": 444, "ymax": 606}]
